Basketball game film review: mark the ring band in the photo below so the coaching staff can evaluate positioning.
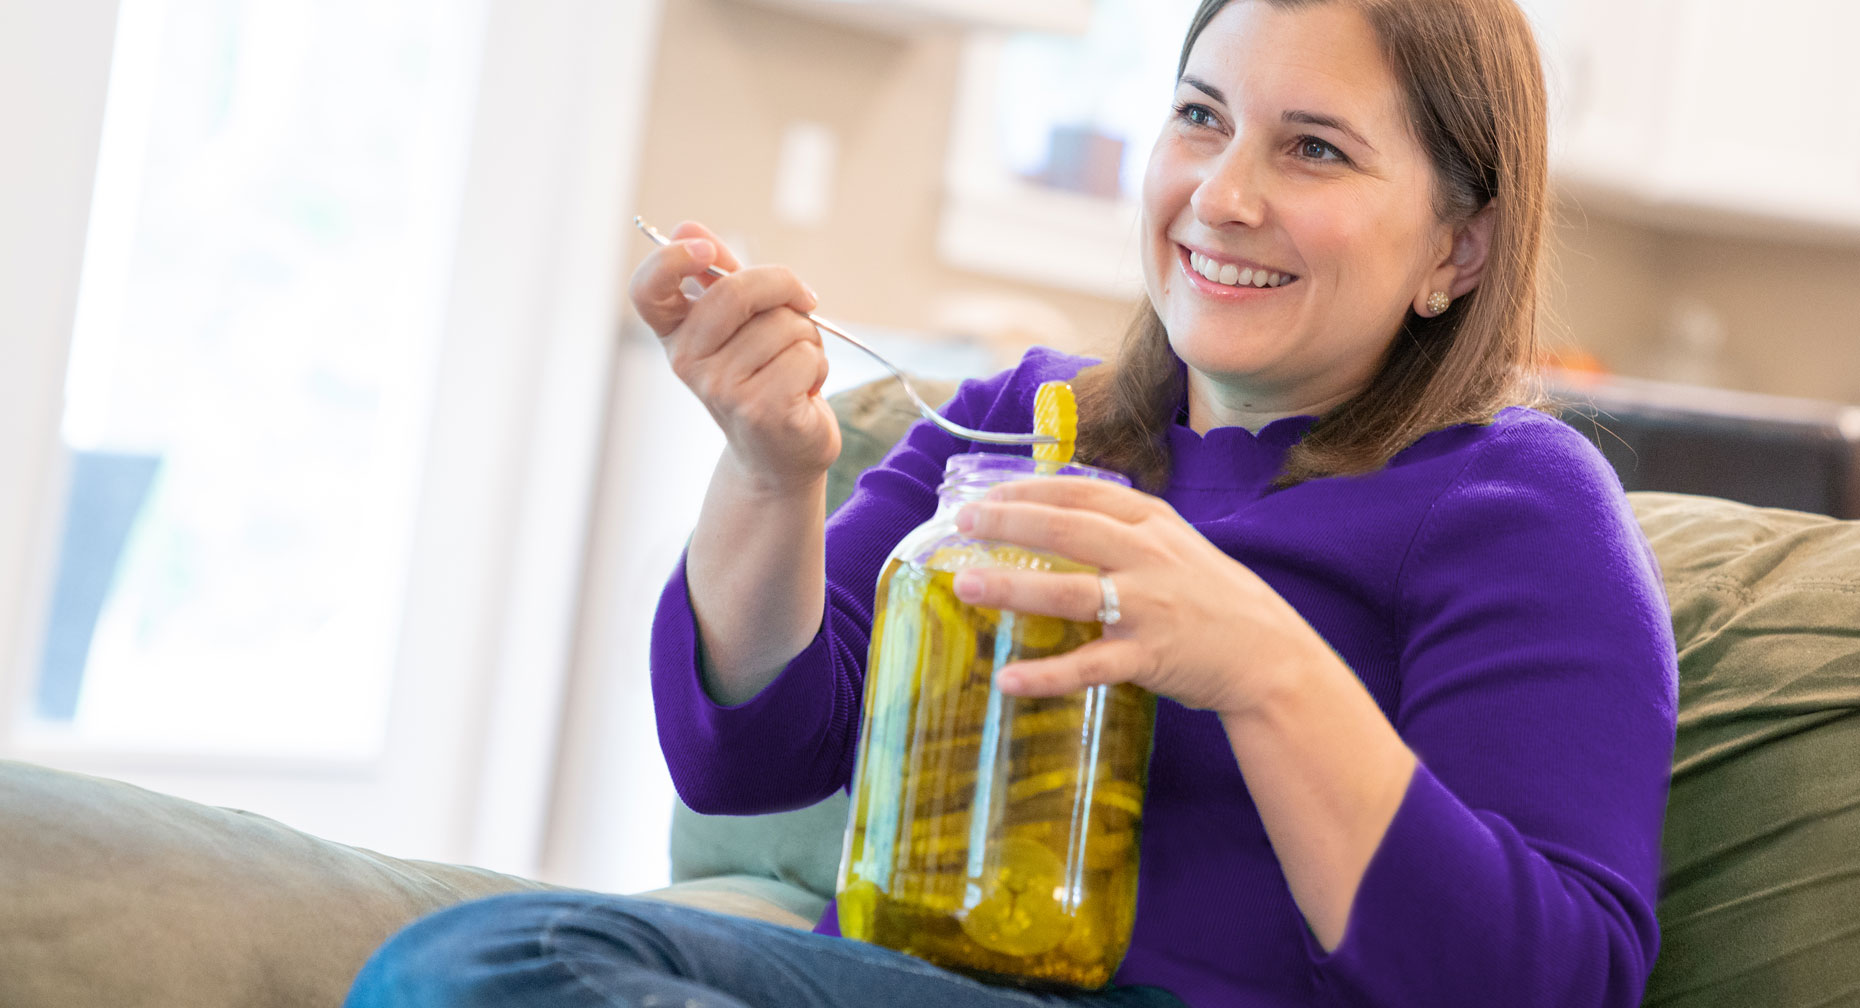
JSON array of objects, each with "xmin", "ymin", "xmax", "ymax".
[{"xmin": 1096, "ymin": 573, "xmax": 1122, "ymax": 626}]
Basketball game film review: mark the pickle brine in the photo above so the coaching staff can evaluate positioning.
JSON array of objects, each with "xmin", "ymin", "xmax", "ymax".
[{"xmin": 838, "ymin": 548, "xmax": 1154, "ymax": 991}]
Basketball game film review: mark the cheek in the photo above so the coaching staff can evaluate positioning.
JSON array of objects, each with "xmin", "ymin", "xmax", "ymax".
[
  {"xmin": 1285, "ymin": 196, "xmax": 1366, "ymax": 258},
  {"xmin": 1141, "ymin": 139, "xmax": 1196, "ymax": 225},
  {"xmin": 1293, "ymin": 200, "xmax": 1429, "ymax": 291},
  {"xmin": 1140, "ymin": 148, "xmax": 1186, "ymax": 297}
]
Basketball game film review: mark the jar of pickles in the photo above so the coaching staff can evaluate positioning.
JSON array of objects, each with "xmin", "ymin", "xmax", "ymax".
[{"xmin": 836, "ymin": 451, "xmax": 1156, "ymax": 991}]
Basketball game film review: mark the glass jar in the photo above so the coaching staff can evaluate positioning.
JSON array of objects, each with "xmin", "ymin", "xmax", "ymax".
[{"xmin": 837, "ymin": 453, "xmax": 1156, "ymax": 991}]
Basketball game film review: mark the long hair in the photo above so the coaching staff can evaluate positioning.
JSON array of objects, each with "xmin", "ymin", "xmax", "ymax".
[{"xmin": 1073, "ymin": 0, "xmax": 1550, "ymax": 491}]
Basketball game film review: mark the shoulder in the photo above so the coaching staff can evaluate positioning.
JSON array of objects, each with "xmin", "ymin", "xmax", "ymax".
[
  {"xmin": 1392, "ymin": 406, "xmax": 1620, "ymax": 500},
  {"xmin": 1396, "ymin": 406, "xmax": 1647, "ymax": 572}
]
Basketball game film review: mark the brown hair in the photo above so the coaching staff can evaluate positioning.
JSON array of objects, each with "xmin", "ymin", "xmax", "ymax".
[{"xmin": 1073, "ymin": 0, "xmax": 1549, "ymax": 491}]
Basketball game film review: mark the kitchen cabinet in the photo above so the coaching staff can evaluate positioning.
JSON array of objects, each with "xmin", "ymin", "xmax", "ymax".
[
  {"xmin": 1536, "ymin": 0, "xmax": 1860, "ymax": 242},
  {"xmin": 727, "ymin": 0, "xmax": 1090, "ymax": 35}
]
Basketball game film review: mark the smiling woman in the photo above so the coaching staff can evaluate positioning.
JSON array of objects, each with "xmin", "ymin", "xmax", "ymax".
[
  {"xmin": 1142, "ymin": 3, "xmax": 1480, "ymax": 433},
  {"xmin": 347, "ymin": 3, "xmax": 1676, "ymax": 1007},
  {"xmin": 1078, "ymin": 0, "xmax": 1548, "ymax": 491}
]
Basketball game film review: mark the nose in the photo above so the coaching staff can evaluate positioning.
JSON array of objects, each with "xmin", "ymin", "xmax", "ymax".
[{"xmin": 1189, "ymin": 142, "xmax": 1267, "ymax": 229}]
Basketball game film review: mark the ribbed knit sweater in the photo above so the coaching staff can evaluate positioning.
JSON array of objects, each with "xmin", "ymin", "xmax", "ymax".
[{"xmin": 652, "ymin": 347, "xmax": 1678, "ymax": 1007}]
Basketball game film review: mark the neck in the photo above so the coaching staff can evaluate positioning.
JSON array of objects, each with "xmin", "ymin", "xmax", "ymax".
[{"xmin": 1185, "ymin": 371, "xmax": 1349, "ymax": 435}]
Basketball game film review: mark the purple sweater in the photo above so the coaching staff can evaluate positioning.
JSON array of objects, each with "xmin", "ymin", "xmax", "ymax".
[{"xmin": 652, "ymin": 348, "xmax": 1678, "ymax": 1007}]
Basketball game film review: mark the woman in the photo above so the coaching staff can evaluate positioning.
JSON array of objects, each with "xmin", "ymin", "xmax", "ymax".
[{"xmin": 347, "ymin": 0, "xmax": 1677, "ymax": 1005}]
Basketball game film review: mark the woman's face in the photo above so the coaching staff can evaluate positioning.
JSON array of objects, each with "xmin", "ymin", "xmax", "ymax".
[{"xmin": 1142, "ymin": 0, "xmax": 1456, "ymax": 426}]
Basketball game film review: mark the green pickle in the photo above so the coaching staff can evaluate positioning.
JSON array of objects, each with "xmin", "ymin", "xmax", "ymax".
[{"xmin": 839, "ymin": 533, "xmax": 1157, "ymax": 992}]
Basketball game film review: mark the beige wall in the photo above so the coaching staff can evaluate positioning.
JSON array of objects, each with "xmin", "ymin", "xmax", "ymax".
[
  {"xmin": 1546, "ymin": 198, "xmax": 1860, "ymax": 403},
  {"xmin": 630, "ymin": 0, "xmax": 1860, "ymax": 403},
  {"xmin": 630, "ymin": 0, "xmax": 1134, "ymax": 363}
]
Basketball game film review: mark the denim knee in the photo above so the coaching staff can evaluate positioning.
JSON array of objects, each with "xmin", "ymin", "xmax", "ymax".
[{"xmin": 345, "ymin": 891, "xmax": 584, "ymax": 1008}]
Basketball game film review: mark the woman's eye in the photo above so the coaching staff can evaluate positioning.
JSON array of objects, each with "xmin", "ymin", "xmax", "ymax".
[
  {"xmin": 1173, "ymin": 102, "xmax": 1217, "ymax": 129},
  {"xmin": 1296, "ymin": 136, "xmax": 1346, "ymax": 162}
]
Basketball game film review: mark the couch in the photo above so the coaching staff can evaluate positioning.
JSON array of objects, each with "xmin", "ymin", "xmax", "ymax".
[{"xmin": 3, "ymin": 375, "xmax": 1857, "ymax": 1008}]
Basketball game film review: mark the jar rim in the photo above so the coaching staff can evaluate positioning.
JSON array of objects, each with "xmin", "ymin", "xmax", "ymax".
[{"xmin": 942, "ymin": 452, "xmax": 1130, "ymax": 488}]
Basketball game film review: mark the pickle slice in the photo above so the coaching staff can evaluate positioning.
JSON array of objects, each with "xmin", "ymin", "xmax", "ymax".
[
  {"xmin": 1032, "ymin": 381, "xmax": 1077, "ymax": 467},
  {"xmin": 959, "ymin": 836, "xmax": 1069, "ymax": 957},
  {"xmin": 838, "ymin": 878, "xmax": 881, "ymax": 940}
]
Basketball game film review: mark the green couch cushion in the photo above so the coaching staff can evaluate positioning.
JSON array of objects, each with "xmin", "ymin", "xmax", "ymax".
[
  {"xmin": 0, "ymin": 759, "xmax": 555, "ymax": 1008},
  {"xmin": 667, "ymin": 792, "xmax": 848, "ymax": 909},
  {"xmin": 1630, "ymin": 492, "xmax": 1860, "ymax": 1007}
]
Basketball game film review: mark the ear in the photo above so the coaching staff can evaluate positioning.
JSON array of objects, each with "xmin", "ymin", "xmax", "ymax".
[{"xmin": 1414, "ymin": 201, "xmax": 1496, "ymax": 317}]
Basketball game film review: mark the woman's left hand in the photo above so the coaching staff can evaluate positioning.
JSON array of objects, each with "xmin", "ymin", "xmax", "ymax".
[{"xmin": 951, "ymin": 475, "xmax": 1335, "ymax": 716}]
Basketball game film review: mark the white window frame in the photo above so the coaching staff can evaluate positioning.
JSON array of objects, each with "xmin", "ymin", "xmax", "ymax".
[
  {"xmin": 936, "ymin": 32, "xmax": 1145, "ymax": 300},
  {"xmin": 0, "ymin": 0, "xmax": 667, "ymax": 881}
]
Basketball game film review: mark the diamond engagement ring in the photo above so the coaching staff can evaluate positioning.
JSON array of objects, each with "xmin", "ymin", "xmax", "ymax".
[{"xmin": 1096, "ymin": 573, "xmax": 1122, "ymax": 626}]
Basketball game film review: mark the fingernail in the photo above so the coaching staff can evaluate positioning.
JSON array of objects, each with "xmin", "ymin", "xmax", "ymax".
[
  {"xmin": 686, "ymin": 238, "xmax": 715, "ymax": 263},
  {"xmin": 995, "ymin": 667, "xmax": 1024, "ymax": 692},
  {"xmin": 952, "ymin": 570, "xmax": 982, "ymax": 598},
  {"xmin": 954, "ymin": 504, "xmax": 978, "ymax": 533},
  {"xmin": 802, "ymin": 284, "xmax": 820, "ymax": 309}
]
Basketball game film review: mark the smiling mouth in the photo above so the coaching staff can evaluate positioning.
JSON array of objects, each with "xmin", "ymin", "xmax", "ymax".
[{"xmin": 1187, "ymin": 249, "xmax": 1296, "ymax": 289}]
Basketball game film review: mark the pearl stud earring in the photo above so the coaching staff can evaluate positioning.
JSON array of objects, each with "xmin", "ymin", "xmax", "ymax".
[{"xmin": 1426, "ymin": 291, "xmax": 1452, "ymax": 315}]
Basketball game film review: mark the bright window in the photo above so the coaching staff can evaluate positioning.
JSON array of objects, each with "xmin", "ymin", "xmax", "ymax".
[{"xmin": 31, "ymin": 0, "xmax": 484, "ymax": 759}]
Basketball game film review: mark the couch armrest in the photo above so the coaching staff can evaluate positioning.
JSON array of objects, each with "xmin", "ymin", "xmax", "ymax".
[{"xmin": 0, "ymin": 759, "xmax": 554, "ymax": 1008}]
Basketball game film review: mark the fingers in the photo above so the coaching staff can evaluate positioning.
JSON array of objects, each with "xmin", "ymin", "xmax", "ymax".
[
  {"xmin": 672, "ymin": 304, "xmax": 825, "ymax": 410},
  {"xmin": 628, "ymin": 220, "xmax": 815, "ymax": 340},
  {"xmin": 953, "ymin": 567, "xmax": 1106, "ymax": 628},
  {"xmin": 983, "ymin": 475, "xmax": 1158, "ymax": 524},
  {"xmin": 955, "ymin": 496, "xmax": 1147, "ymax": 573},
  {"xmin": 992, "ymin": 638, "xmax": 1144, "ymax": 697},
  {"xmin": 630, "ymin": 231, "xmax": 721, "ymax": 336},
  {"xmin": 667, "ymin": 220, "xmax": 742, "ymax": 272},
  {"xmin": 674, "ymin": 266, "xmax": 819, "ymax": 362},
  {"xmin": 732, "ymin": 327, "xmax": 832, "ymax": 419}
]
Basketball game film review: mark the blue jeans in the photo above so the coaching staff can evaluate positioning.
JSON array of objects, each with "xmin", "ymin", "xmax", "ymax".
[{"xmin": 346, "ymin": 891, "xmax": 1187, "ymax": 1008}]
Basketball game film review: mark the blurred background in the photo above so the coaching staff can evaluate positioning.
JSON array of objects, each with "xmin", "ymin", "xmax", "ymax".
[{"xmin": 3, "ymin": 0, "xmax": 1856, "ymax": 896}]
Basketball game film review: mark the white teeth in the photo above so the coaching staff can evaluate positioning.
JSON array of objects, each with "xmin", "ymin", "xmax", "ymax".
[{"xmin": 1188, "ymin": 250, "xmax": 1291, "ymax": 289}]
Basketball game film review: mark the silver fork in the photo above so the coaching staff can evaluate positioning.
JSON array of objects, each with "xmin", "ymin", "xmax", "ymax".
[{"xmin": 634, "ymin": 217, "xmax": 1055, "ymax": 447}]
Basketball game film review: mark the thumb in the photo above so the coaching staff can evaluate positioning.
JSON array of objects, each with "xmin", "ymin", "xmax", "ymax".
[{"xmin": 629, "ymin": 237, "xmax": 719, "ymax": 336}]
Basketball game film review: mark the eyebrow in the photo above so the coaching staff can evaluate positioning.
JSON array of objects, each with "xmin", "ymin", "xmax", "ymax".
[{"xmin": 1179, "ymin": 74, "xmax": 1378, "ymax": 153}]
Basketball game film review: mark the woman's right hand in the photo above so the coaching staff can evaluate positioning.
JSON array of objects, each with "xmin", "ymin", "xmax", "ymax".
[{"xmin": 628, "ymin": 220, "xmax": 841, "ymax": 492}]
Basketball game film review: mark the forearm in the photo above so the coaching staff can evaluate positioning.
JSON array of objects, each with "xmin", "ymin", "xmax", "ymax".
[
  {"xmin": 684, "ymin": 450, "xmax": 829, "ymax": 706},
  {"xmin": 1220, "ymin": 642, "xmax": 1417, "ymax": 952}
]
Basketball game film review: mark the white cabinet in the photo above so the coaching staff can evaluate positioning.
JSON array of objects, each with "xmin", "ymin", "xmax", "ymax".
[
  {"xmin": 1540, "ymin": 0, "xmax": 1860, "ymax": 242},
  {"xmin": 728, "ymin": 0, "xmax": 1091, "ymax": 35}
]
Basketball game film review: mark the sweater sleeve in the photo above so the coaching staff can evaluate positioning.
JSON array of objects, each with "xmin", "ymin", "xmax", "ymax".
[
  {"xmin": 649, "ymin": 348, "xmax": 1093, "ymax": 815},
  {"xmin": 1310, "ymin": 415, "xmax": 1679, "ymax": 1007}
]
